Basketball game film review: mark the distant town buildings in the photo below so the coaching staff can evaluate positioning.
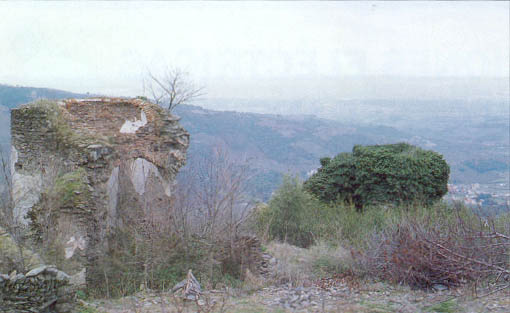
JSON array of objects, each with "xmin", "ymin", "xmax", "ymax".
[{"xmin": 445, "ymin": 183, "xmax": 510, "ymax": 212}]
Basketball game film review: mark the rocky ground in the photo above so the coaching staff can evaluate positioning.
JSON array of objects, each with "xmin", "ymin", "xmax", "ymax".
[
  {"xmin": 76, "ymin": 241, "xmax": 510, "ymax": 313},
  {"xmin": 78, "ymin": 277, "xmax": 510, "ymax": 313}
]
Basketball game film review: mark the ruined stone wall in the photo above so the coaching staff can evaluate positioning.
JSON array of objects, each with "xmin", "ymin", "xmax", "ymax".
[
  {"xmin": 10, "ymin": 98, "xmax": 189, "ymax": 287},
  {"xmin": 0, "ymin": 266, "xmax": 74, "ymax": 313},
  {"xmin": 10, "ymin": 102, "xmax": 60, "ymax": 224}
]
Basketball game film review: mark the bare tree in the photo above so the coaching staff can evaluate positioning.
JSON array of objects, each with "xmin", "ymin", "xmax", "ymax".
[
  {"xmin": 175, "ymin": 145, "xmax": 253, "ymax": 243},
  {"xmin": 0, "ymin": 151, "xmax": 13, "ymax": 229},
  {"xmin": 172, "ymin": 146, "xmax": 257, "ymax": 281},
  {"xmin": 143, "ymin": 67, "xmax": 205, "ymax": 113}
]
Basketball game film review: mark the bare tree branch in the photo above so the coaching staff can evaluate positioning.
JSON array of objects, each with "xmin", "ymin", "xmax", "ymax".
[{"xmin": 145, "ymin": 67, "xmax": 205, "ymax": 112}]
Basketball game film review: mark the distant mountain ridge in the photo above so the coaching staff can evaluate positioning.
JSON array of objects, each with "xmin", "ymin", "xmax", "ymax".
[
  {"xmin": 0, "ymin": 84, "xmax": 507, "ymax": 202},
  {"xmin": 0, "ymin": 84, "xmax": 87, "ymax": 109},
  {"xmin": 0, "ymin": 84, "xmax": 90, "ymax": 150}
]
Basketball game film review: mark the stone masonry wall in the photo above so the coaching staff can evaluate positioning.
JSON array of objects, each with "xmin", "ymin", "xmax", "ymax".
[
  {"xmin": 10, "ymin": 98, "xmax": 189, "ymax": 287},
  {"xmin": 0, "ymin": 266, "xmax": 74, "ymax": 313}
]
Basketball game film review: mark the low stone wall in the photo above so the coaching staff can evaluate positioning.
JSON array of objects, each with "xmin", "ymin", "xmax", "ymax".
[{"xmin": 0, "ymin": 266, "xmax": 74, "ymax": 313}]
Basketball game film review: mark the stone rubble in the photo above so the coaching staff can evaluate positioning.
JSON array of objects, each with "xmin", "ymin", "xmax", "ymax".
[
  {"xmin": 0, "ymin": 265, "xmax": 74, "ymax": 313},
  {"xmin": 260, "ymin": 283, "xmax": 350, "ymax": 311},
  {"xmin": 259, "ymin": 252, "xmax": 278, "ymax": 278}
]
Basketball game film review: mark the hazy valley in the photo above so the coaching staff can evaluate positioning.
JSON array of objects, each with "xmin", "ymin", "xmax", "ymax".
[{"xmin": 1, "ymin": 84, "xmax": 507, "ymax": 210}]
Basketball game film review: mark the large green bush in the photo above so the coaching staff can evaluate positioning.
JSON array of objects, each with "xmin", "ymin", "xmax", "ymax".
[{"xmin": 304, "ymin": 143, "xmax": 450, "ymax": 210}]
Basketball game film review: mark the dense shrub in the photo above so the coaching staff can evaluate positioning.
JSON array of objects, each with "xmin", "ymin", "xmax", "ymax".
[
  {"xmin": 256, "ymin": 174, "xmax": 421, "ymax": 248},
  {"xmin": 255, "ymin": 175, "xmax": 392, "ymax": 248},
  {"xmin": 305, "ymin": 153, "xmax": 359, "ymax": 207},
  {"xmin": 305, "ymin": 143, "xmax": 450, "ymax": 210},
  {"xmin": 256, "ymin": 176, "xmax": 319, "ymax": 248},
  {"xmin": 93, "ymin": 230, "xmax": 216, "ymax": 298}
]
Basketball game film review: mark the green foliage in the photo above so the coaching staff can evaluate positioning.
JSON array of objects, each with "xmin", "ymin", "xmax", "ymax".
[
  {"xmin": 256, "ymin": 175, "xmax": 358, "ymax": 247},
  {"xmin": 88, "ymin": 225, "xmax": 197, "ymax": 298},
  {"xmin": 77, "ymin": 306, "xmax": 99, "ymax": 313},
  {"xmin": 305, "ymin": 143, "xmax": 450, "ymax": 210},
  {"xmin": 305, "ymin": 152, "xmax": 359, "ymax": 207},
  {"xmin": 257, "ymin": 175, "xmax": 319, "ymax": 247},
  {"xmin": 319, "ymin": 157, "xmax": 331, "ymax": 167},
  {"xmin": 53, "ymin": 168, "xmax": 90, "ymax": 209},
  {"xmin": 311, "ymin": 252, "xmax": 345, "ymax": 276},
  {"xmin": 89, "ymin": 225, "xmax": 245, "ymax": 298},
  {"xmin": 423, "ymin": 299, "xmax": 461, "ymax": 313},
  {"xmin": 258, "ymin": 176, "xmax": 475, "ymax": 249}
]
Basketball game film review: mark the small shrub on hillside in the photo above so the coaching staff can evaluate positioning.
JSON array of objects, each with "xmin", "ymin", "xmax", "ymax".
[
  {"xmin": 91, "ymin": 231, "xmax": 209, "ymax": 298},
  {"xmin": 256, "ymin": 175, "xmax": 319, "ymax": 247}
]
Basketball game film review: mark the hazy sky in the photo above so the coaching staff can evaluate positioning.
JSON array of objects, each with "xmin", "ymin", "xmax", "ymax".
[{"xmin": 0, "ymin": 1, "xmax": 508, "ymax": 100}]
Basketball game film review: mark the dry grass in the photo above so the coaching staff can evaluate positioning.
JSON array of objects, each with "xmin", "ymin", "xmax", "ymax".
[{"xmin": 265, "ymin": 241, "xmax": 352, "ymax": 286}]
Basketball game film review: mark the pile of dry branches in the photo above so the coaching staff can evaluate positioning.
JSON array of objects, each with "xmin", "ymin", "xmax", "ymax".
[{"xmin": 363, "ymin": 212, "xmax": 510, "ymax": 292}]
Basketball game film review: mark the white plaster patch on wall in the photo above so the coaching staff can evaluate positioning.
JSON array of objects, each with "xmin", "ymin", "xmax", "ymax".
[
  {"xmin": 130, "ymin": 158, "xmax": 157, "ymax": 195},
  {"xmin": 64, "ymin": 235, "xmax": 86, "ymax": 259},
  {"xmin": 75, "ymin": 98, "xmax": 103, "ymax": 102},
  {"xmin": 106, "ymin": 166, "xmax": 119, "ymax": 229},
  {"xmin": 163, "ymin": 181, "xmax": 172, "ymax": 197},
  {"xmin": 11, "ymin": 146, "xmax": 42, "ymax": 225},
  {"xmin": 120, "ymin": 110, "xmax": 147, "ymax": 133},
  {"xmin": 12, "ymin": 173, "xmax": 42, "ymax": 225},
  {"xmin": 129, "ymin": 158, "xmax": 171, "ymax": 196},
  {"xmin": 10, "ymin": 145, "xmax": 17, "ymax": 175}
]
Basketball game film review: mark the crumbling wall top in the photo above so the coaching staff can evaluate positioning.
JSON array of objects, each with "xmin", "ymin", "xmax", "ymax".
[{"xmin": 12, "ymin": 97, "xmax": 188, "ymax": 169}]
